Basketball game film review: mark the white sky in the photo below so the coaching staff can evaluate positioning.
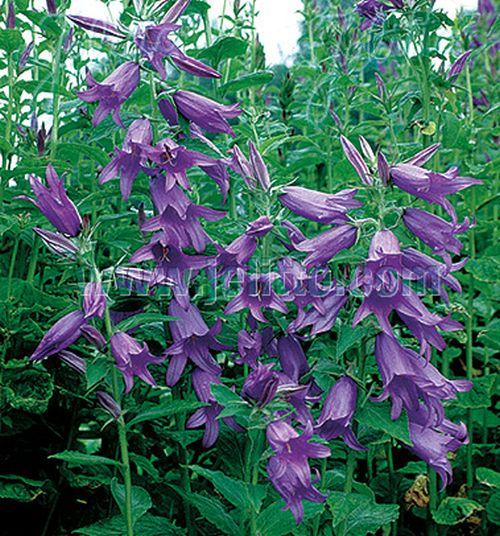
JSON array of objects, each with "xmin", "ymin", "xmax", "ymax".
[{"xmin": 48, "ymin": 0, "xmax": 478, "ymax": 65}]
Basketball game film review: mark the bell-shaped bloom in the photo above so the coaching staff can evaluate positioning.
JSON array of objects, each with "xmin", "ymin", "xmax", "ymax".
[
  {"xmin": 173, "ymin": 90, "xmax": 241, "ymax": 136},
  {"xmin": 110, "ymin": 331, "xmax": 164, "ymax": 393},
  {"xmin": 407, "ymin": 407, "xmax": 468, "ymax": 488},
  {"xmin": 58, "ymin": 350, "xmax": 86, "ymax": 375},
  {"xmin": 224, "ymin": 272, "xmax": 288, "ymax": 323},
  {"xmin": 294, "ymin": 225, "xmax": 358, "ymax": 268},
  {"xmin": 7, "ymin": 2, "xmax": 15, "ymax": 28},
  {"xmin": 34, "ymin": 228, "xmax": 78, "ymax": 257},
  {"xmin": 277, "ymin": 334, "xmax": 310, "ymax": 382},
  {"xmin": 135, "ymin": 21, "xmax": 220, "ymax": 80},
  {"xmin": 96, "ymin": 391, "xmax": 121, "ymax": 420},
  {"xmin": 217, "ymin": 216, "xmax": 273, "ymax": 282},
  {"xmin": 279, "ymin": 186, "xmax": 361, "ymax": 224},
  {"xmin": 20, "ymin": 165, "xmax": 82, "ymax": 236},
  {"xmin": 236, "ymin": 329, "xmax": 263, "ymax": 367},
  {"xmin": 266, "ymin": 420, "xmax": 330, "ymax": 524},
  {"xmin": 340, "ymin": 136, "xmax": 372, "ymax": 184},
  {"xmin": 248, "ymin": 141, "xmax": 271, "ymax": 191},
  {"xmin": 374, "ymin": 333, "xmax": 472, "ymax": 425},
  {"xmin": 47, "ymin": 0, "xmax": 57, "ymax": 14},
  {"xmin": 30, "ymin": 310, "xmax": 87, "ymax": 361},
  {"xmin": 83, "ymin": 282, "xmax": 106, "ymax": 319},
  {"xmin": 67, "ymin": 14, "xmax": 127, "ymax": 38},
  {"xmin": 315, "ymin": 377, "xmax": 365, "ymax": 450},
  {"xmin": 163, "ymin": 0, "xmax": 190, "ymax": 23},
  {"xmin": 129, "ymin": 232, "xmax": 214, "ymax": 306},
  {"xmin": 19, "ymin": 41, "xmax": 34, "ymax": 69},
  {"xmin": 355, "ymin": 0, "xmax": 397, "ymax": 30},
  {"xmin": 186, "ymin": 369, "xmax": 242, "ymax": 448},
  {"xmin": 391, "ymin": 164, "xmax": 481, "ymax": 219},
  {"xmin": 242, "ymin": 363, "xmax": 279, "ymax": 407},
  {"xmin": 81, "ymin": 325, "xmax": 107, "ymax": 349},
  {"xmin": 165, "ymin": 299, "xmax": 226, "ymax": 386},
  {"xmin": 403, "ymin": 208, "xmax": 471, "ymax": 266},
  {"xmin": 77, "ymin": 62, "xmax": 140, "ymax": 127},
  {"xmin": 99, "ymin": 119, "xmax": 152, "ymax": 200},
  {"xmin": 447, "ymin": 51, "xmax": 472, "ymax": 81}
]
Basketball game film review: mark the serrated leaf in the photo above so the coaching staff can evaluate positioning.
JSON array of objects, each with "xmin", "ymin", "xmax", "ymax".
[
  {"xmin": 222, "ymin": 71, "xmax": 274, "ymax": 92},
  {"xmin": 432, "ymin": 497, "xmax": 483, "ymax": 526},
  {"xmin": 111, "ymin": 479, "xmax": 152, "ymax": 524},
  {"xmin": 115, "ymin": 313, "xmax": 175, "ymax": 332},
  {"xmin": 198, "ymin": 36, "xmax": 247, "ymax": 64},
  {"xmin": 49, "ymin": 451, "xmax": 121, "ymax": 468},
  {"xmin": 456, "ymin": 375, "xmax": 497, "ymax": 409},
  {"xmin": 328, "ymin": 492, "xmax": 399, "ymax": 535},
  {"xmin": 356, "ymin": 402, "xmax": 412, "ymax": 445},
  {"xmin": 74, "ymin": 514, "xmax": 184, "ymax": 535},
  {"xmin": 477, "ymin": 467, "xmax": 500, "ymax": 488},
  {"xmin": 0, "ymin": 474, "xmax": 47, "ymax": 502},
  {"xmin": 127, "ymin": 400, "xmax": 206, "ymax": 428},
  {"xmin": 256, "ymin": 500, "xmax": 324, "ymax": 536}
]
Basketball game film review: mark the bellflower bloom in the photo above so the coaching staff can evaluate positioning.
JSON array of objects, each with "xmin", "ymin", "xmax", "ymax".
[
  {"xmin": 99, "ymin": 119, "xmax": 152, "ymax": 200},
  {"xmin": 58, "ymin": 350, "xmax": 86, "ymax": 375},
  {"xmin": 391, "ymin": 164, "xmax": 481, "ymax": 219},
  {"xmin": 266, "ymin": 420, "xmax": 330, "ymax": 524},
  {"xmin": 46, "ymin": 0, "xmax": 57, "ymax": 14},
  {"xmin": 30, "ymin": 310, "xmax": 87, "ymax": 361},
  {"xmin": 248, "ymin": 141, "xmax": 271, "ymax": 191},
  {"xmin": 403, "ymin": 208, "xmax": 471, "ymax": 265},
  {"xmin": 83, "ymin": 282, "xmax": 106, "ymax": 319},
  {"xmin": 294, "ymin": 225, "xmax": 358, "ymax": 268},
  {"xmin": 162, "ymin": 0, "xmax": 190, "ymax": 23},
  {"xmin": 217, "ymin": 216, "xmax": 273, "ymax": 282},
  {"xmin": 242, "ymin": 363, "xmax": 279, "ymax": 407},
  {"xmin": 447, "ymin": 51, "xmax": 473, "ymax": 81},
  {"xmin": 173, "ymin": 90, "xmax": 242, "ymax": 136},
  {"xmin": 77, "ymin": 62, "xmax": 140, "ymax": 127},
  {"xmin": 340, "ymin": 135, "xmax": 372, "ymax": 185},
  {"xmin": 34, "ymin": 228, "xmax": 78, "ymax": 257},
  {"xmin": 276, "ymin": 334, "xmax": 310, "ymax": 382},
  {"xmin": 7, "ymin": 2, "xmax": 15, "ymax": 28},
  {"xmin": 236, "ymin": 329, "xmax": 263, "ymax": 367},
  {"xmin": 374, "ymin": 333, "xmax": 472, "ymax": 424},
  {"xmin": 315, "ymin": 377, "xmax": 365, "ymax": 450},
  {"xmin": 19, "ymin": 41, "xmax": 34, "ymax": 69},
  {"xmin": 225, "ymin": 272, "xmax": 288, "ymax": 323},
  {"xmin": 279, "ymin": 186, "xmax": 361, "ymax": 224},
  {"xmin": 110, "ymin": 332, "xmax": 164, "ymax": 393},
  {"xmin": 407, "ymin": 407, "xmax": 468, "ymax": 488},
  {"xmin": 165, "ymin": 299, "xmax": 226, "ymax": 386},
  {"xmin": 186, "ymin": 369, "xmax": 242, "ymax": 448},
  {"xmin": 19, "ymin": 165, "xmax": 82, "ymax": 236},
  {"xmin": 135, "ymin": 21, "xmax": 220, "ymax": 80},
  {"xmin": 67, "ymin": 14, "xmax": 127, "ymax": 39},
  {"xmin": 96, "ymin": 391, "xmax": 121, "ymax": 419}
]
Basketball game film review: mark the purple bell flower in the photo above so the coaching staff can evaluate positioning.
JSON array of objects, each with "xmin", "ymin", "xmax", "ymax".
[
  {"xmin": 19, "ymin": 41, "xmax": 34, "ymax": 69},
  {"xmin": 135, "ymin": 21, "xmax": 220, "ymax": 80},
  {"xmin": 277, "ymin": 334, "xmax": 310, "ymax": 382},
  {"xmin": 279, "ymin": 186, "xmax": 361, "ymax": 224},
  {"xmin": 248, "ymin": 141, "xmax": 271, "ymax": 191},
  {"xmin": 374, "ymin": 333, "xmax": 472, "ymax": 425},
  {"xmin": 110, "ymin": 331, "xmax": 164, "ymax": 393},
  {"xmin": 7, "ymin": 2, "xmax": 15, "ymax": 28},
  {"xmin": 77, "ymin": 62, "xmax": 140, "ymax": 127},
  {"xmin": 34, "ymin": 228, "xmax": 78, "ymax": 257},
  {"xmin": 46, "ymin": 0, "xmax": 57, "ymax": 14},
  {"xmin": 165, "ymin": 299, "xmax": 226, "ymax": 386},
  {"xmin": 67, "ymin": 14, "xmax": 127, "ymax": 39},
  {"xmin": 83, "ymin": 282, "xmax": 106, "ymax": 319},
  {"xmin": 96, "ymin": 391, "xmax": 121, "ymax": 420},
  {"xmin": 294, "ymin": 225, "xmax": 358, "ymax": 268},
  {"xmin": 20, "ymin": 165, "xmax": 82, "ymax": 237},
  {"xmin": 173, "ymin": 90, "xmax": 242, "ymax": 136},
  {"xmin": 162, "ymin": 0, "xmax": 191, "ymax": 23},
  {"xmin": 403, "ymin": 208, "xmax": 471, "ymax": 266},
  {"xmin": 225, "ymin": 272, "xmax": 288, "ymax": 323},
  {"xmin": 58, "ymin": 350, "xmax": 86, "ymax": 375},
  {"xmin": 30, "ymin": 310, "xmax": 87, "ymax": 361},
  {"xmin": 447, "ymin": 51, "xmax": 473, "ymax": 81},
  {"xmin": 340, "ymin": 135, "xmax": 372, "ymax": 184},
  {"xmin": 99, "ymin": 119, "xmax": 152, "ymax": 200},
  {"xmin": 407, "ymin": 407, "xmax": 468, "ymax": 488},
  {"xmin": 242, "ymin": 363, "xmax": 279, "ymax": 407},
  {"xmin": 315, "ymin": 377, "xmax": 365, "ymax": 450},
  {"xmin": 266, "ymin": 420, "xmax": 330, "ymax": 524},
  {"xmin": 236, "ymin": 329, "xmax": 263, "ymax": 367}
]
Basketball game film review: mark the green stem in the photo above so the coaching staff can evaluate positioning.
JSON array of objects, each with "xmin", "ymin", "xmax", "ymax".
[
  {"xmin": 7, "ymin": 237, "xmax": 20, "ymax": 300},
  {"xmin": 386, "ymin": 442, "xmax": 397, "ymax": 536},
  {"xmin": 27, "ymin": 237, "xmax": 40, "ymax": 285},
  {"xmin": 313, "ymin": 457, "xmax": 327, "ymax": 536},
  {"xmin": 427, "ymin": 467, "xmax": 438, "ymax": 536},
  {"xmin": 307, "ymin": 0, "xmax": 315, "ymax": 64},
  {"xmin": 344, "ymin": 451, "xmax": 356, "ymax": 493},
  {"xmin": 50, "ymin": 33, "xmax": 65, "ymax": 159}
]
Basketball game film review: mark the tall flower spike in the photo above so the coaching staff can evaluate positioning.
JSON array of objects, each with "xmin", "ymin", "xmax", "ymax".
[
  {"xmin": 77, "ymin": 62, "xmax": 140, "ymax": 127},
  {"xmin": 19, "ymin": 165, "xmax": 82, "ymax": 237}
]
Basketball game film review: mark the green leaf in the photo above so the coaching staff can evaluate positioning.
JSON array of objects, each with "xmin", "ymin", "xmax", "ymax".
[
  {"xmin": 328, "ymin": 492, "xmax": 399, "ymax": 536},
  {"xmin": 441, "ymin": 112, "xmax": 470, "ymax": 150},
  {"xmin": 356, "ymin": 402, "xmax": 412, "ymax": 445},
  {"xmin": 111, "ymin": 479, "xmax": 152, "ymax": 524},
  {"xmin": 49, "ymin": 450, "xmax": 121, "ymax": 468},
  {"xmin": 256, "ymin": 501, "xmax": 324, "ymax": 536},
  {"xmin": 191, "ymin": 465, "xmax": 266, "ymax": 513},
  {"xmin": 432, "ymin": 497, "xmax": 483, "ymax": 526},
  {"xmin": 477, "ymin": 467, "xmax": 500, "ymax": 488},
  {"xmin": 486, "ymin": 492, "xmax": 500, "ymax": 525},
  {"xmin": 127, "ymin": 400, "xmax": 205, "ymax": 428},
  {"xmin": 55, "ymin": 143, "xmax": 110, "ymax": 167},
  {"xmin": 170, "ymin": 485, "xmax": 240, "ymax": 535},
  {"xmin": 222, "ymin": 71, "xmax": 274, "ymax": 92},
  {"xmin": 74, "ymin": 514, "xmax": 184, "ymax": 535},
  {"xmin": 0, "ymin": 29, "xmax": 24, "ymax": 53},
  {"xmin": 456, "ymin": 375, "xmax": 497, "ymax": 409},
  {"xmin": 198, "ymin": 36, "xmax": 247, "ymax": 64},
  {"xmin": 0, "ymin": 474, "xmax": 47, "ymax": 502},
  {"xmin": 115, "ymin": 312, "xmax": 176, "ymax": 332},
  {"xmin": 5, "ymin": 369, "xmax": 54, "ymax": 414},
  {"xmin": 466, "ymin": 257, "xmax": 500, "ymax": 283},
  {"xmin": 336, "ymin": 325, "xmax": 363, "ymax": 359}
]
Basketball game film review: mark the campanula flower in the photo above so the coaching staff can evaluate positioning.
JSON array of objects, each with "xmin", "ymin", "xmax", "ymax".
[
  {"xmin": 224, "ymin": 272, "xmax": 288, "ymax": 323},
  {"xmin": 135, "ymin": 21, "xmax": 220, "ymax": 80},
  {"xmin": 447, "ymin": 50, "xmax": 473, "ymax": 80},
  {"xmin": 173, "ymin": 90, "xmax": 242, "ymax": 136},
  {"xmin": 7, "ymin": 2, "xmax": 15, "ymax": 28},
  {"xmin": 340, "ymin": 135, "xmax": 372, "ymax": 184},
  {"xmin": 242, "ymin": 363, "xmax": 279, "ymax": 407},
  {"xmin": 20, "ymin": 165, "xmax": 82, "ymax": 236},
  {"xmin": 96, "ymin": 391, "xmax": 121, "ymax": 419},
  {"xmin": 110, "ymin": 331, "xmax": 164, "ymax": 393},
  {"xmin": 165, "ymin": 299, "xmax": 226, "ymax": 386},
  {"xmin": 67, "ymin": 14, "xmax": 127, "ymax": 39},
  {"xmin": 99, "ymin": 119, "xmax": 152, "ymax": 200},
  {"xmin": 58, "ymin": 350, "xmax": 86, "ymax": 375},
  {"xmin": 315, "ymin": 376, "xmax": 365, "ymax": 450},
  {"xmin": 236, "ymin": 329, "xmax": 263, "ymax": 367},
  {"xmin": 266, "ymin": 420, "xmax": 330, "ymax": 524},
  {"xmin": 34, "ymin": 228, "xmax": 78, "ymax": 257},
  {"xmin": 83, "ymin": 282, "xmax": 106, "ymax": 319},
  {"xmin": 374, "ymin": 333, "xmax": 472, "ymax": 425},
  {"xmin": 279, "ymin": 186, "xmax": 361, "ymax": 224},
  {"xmin": 46, "ymin": 0, "xmax": 57, "ymax": 14},
  {"xmin": 77, "ymin": 61, "xmax": 140, "ymax": 127}
]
